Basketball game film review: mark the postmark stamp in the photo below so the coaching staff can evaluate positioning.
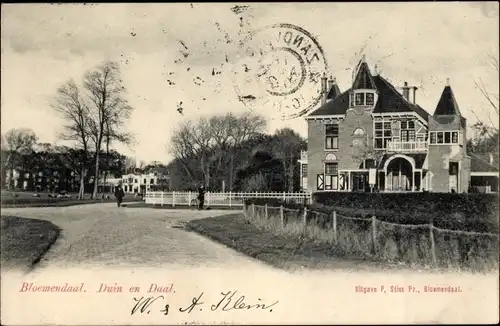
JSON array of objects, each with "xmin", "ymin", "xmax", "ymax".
[{"xmin": 231, "ymin": 23, "xmax": 328, "ymax": 119}]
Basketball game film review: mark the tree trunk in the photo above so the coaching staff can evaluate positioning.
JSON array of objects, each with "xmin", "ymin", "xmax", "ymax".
[
  {"xmin": 78, "ymin": 168, "xmax": 86, "ymax": 200},
  {"xmin": 92, "ymin": 151, "xmax": 100, "ymax": 199},
  {"xmin": 288, "ymin": 159, "xmax": 294, "ymax": 193}
]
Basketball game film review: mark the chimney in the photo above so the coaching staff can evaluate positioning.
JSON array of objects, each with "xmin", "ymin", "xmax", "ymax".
[
  {"xmin": 402, "ymin": 81, "xmax": 409, "ymax": 101},
  {"xmin": 327, "ymin": 75, "xmax": 334, "ymax": 92},
  {"xmin": 412, "ymin": 86, "xmax": 418, "ymax": 104},
  {"xmin": 321, "ymin": 73, "xmax": 328, "ymax": 105}
]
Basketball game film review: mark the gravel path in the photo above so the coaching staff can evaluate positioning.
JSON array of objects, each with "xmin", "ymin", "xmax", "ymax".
[{"xmin": 1, "ymin": 203, "xmax": 272, "ymax": 271}]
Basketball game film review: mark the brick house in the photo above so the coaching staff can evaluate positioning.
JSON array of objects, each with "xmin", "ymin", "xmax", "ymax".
[{"xmin": 300, "ymin": 57, "xmax": 474, "ymax": 193}]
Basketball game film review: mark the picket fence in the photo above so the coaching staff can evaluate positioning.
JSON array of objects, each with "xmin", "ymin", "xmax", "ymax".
[
  {"xmin": 144, "ymin": 191, "xmax": 312, "ymax": 207},
  {"xmin": 244, "ymin": 203, "xmax": 499, "ymax": 268}
]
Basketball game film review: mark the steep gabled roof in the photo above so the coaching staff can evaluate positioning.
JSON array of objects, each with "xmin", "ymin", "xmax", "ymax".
[
  {"xmin": 434, "ymin": 85, "xmax": 461, "ymax": 116},
  {"xmin": 308, "ymin": 88, "xmax": 350, "ymax": 116},
  {"xmin": 372, "ymin": 76, "xmax": 430, "ymax": 121},
  {"xmin": 352, "ymin": 61, "xmax": 377, "ymax": 90}
]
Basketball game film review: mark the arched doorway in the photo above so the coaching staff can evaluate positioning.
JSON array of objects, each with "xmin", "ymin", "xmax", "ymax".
[{"xmin": 386, "ymin": 157, "xmax": 413, "ymax": 191}]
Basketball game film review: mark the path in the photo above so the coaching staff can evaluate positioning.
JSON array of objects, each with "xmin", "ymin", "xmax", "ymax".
[{"xmin": 0, "ymin": 203, "xmax": 272, "ymax": 271}]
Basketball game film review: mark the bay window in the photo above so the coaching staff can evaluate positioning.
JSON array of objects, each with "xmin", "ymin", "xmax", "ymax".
[{"xmin": 429, "ymin": 131, "xmax": 461, "ymax": 145}]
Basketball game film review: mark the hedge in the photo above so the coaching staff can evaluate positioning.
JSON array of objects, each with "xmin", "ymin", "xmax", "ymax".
[{"xmin": 244, "ymin": 192, "xmax": 499, "ymax": 234}]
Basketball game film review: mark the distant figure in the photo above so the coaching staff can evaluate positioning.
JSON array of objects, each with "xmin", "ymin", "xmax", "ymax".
[
  {"xmin": 197, "ymin": 184, "xmax": 206, "ymax": 210},
  {"xmin": 114, "ymin": 183, "xmax": 125, "ymax": 207}
]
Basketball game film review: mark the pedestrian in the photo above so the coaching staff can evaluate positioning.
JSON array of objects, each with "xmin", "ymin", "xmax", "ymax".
[
  {"xmin": 114, "ymin": 182, "xmax": 125, "ymax": 207},
  {"xmin": 197, "ymin": 184, "xmax": 206, "ymax": 210}
]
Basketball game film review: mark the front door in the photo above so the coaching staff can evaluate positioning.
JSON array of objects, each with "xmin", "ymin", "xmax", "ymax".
[{"xmin": 352, "ymin": 173, "xmax": 369, "ymax": 192}]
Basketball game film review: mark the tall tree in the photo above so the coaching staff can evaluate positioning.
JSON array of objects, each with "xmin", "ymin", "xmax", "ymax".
[
  {"xmin": 52, "ymin": 80, "xmax": 91, "ymax": 199},
  {"xmin": 84, "ymin": 61, "xmax": 133, "ymax": 198},
  {"xmin": 272, "ymin": 128, "xmax": 307, "ymax": 192}
]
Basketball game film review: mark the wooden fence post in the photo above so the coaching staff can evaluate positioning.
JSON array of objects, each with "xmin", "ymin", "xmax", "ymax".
[
  {"xmin": 280, "ymin": 205, "xmax": 284, "ymax": 228},
  {"xmin": 229, "ymin": 191, "xmax": 232, "ymax": 207},
  {"xmin": 429, "ymin": 220, "xmax": 437, "ymax": 266},
  {"xmin": 332, "ymin": 211, "xmax": 338, "ymax": 245},
  {"xmin": 160, "ymin": 191, "xmax": 164, "ymax": 207},
  {"xmin": 371, "ymin": 216, "xmax": 377, "ymax": 255},
  {"xmin": 265, "ymin": 204, "xmax": 268, "ymax": 219},
  {"xmin": 188, "ymin": 192, "xmax": 192, "ymax": 207},
  {"xmin": 303, "ymin": 207, "xmax": 308, "ymax": 226},
  {"xmin": 251, "ymin": 203, "xmax": 255, "ymax": 218},
  {"xmin": 172, "ymin": 191, "xmax": 175, "ymax": 207}
]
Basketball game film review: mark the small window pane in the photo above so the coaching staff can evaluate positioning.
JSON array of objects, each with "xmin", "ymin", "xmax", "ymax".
[
  {"xmin": 452, "ymin": 132, "xmax": 458, "ymax": 143},
  {"xmin": 366, "ymin": 93, "xmax": 374, "ymax": 105},
  {"xmin": 375, "ymin": 122, "xmax": 383, "ymax": 129},
  {"xmin": 430, "ymin": 132, "xmax": 436, "ymax": 144},
  {"xmin": 383, "ymin": 122, "xmax": 391, "ymax": 129},
  {"xmin": 350, "ymin": 93, "xmax": 355, "ymax": 107},
  {"xmin": 302, "ymin": 164, "xmax": 308, "ymax": 177},
  {"xmin": 401, "ymin": 121, "xmax": 408, "ymax": 129},
  {"xmin": 384, "ymin": 130, "xmax": 392, "ymax": 137},
  {"xmin": 409, "ymin": 121, "xmax": 415, "ymax": 129},
  {"xmin": 437, "ymin": 132, "xmax": 444, "ymax": 144},
  {"xmin": 408, "ymin": 130, "xmax": 416, "ymax": 141},
  {"xmin": 444, "ymin": 132, "xmax": 451, "ymax": 144},
  {"xmin": 375, "ymin": 130, "xmax": 383, "ymax": 137},
  {"xmin": 355, "ymin": 93, "xmax": 365, "ymax": 105},
  {"xmin": 375, "ymin": 138, "xmax": 383, "ymax": 148},
  {"xmin": 326, "ymin": 124, "xmax": 338, "ymax": 135},
  {"xmin": 325, "ymin": 163, "xmax": 338, "ymax": 175}
]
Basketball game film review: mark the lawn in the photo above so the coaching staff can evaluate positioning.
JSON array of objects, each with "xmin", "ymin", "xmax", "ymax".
[
  {"xmin": 186, "ymin": 213, "xmax": 410, "ymax": 272},
  {"xmin": 1, "ymin": 215, "xmax": 60, "ymax": 269},
  {"xmin": 1, "ymin": 191, "xmax": 142, "ymax": 208}
]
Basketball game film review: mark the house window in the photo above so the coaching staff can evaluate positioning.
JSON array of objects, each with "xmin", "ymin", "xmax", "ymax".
[
  {"xmin": 366, "ymin": 93, "xmax": 374, "ymax": 106},
  {"xmin": 324, "ymin": 163, "xmax": 338, "ymax": 190},
  {"xmin": 362, "ymin": 159, "xmax": 376, "ymax": 169},
  {"xmin": 349, "ymin": 93, "xmax": 355, "ymax": 107},
  {"xmin": 430, "ymin": 132, "xmax": 436, "ymax": 144},
  {"xmin": 374, "ymin": 121, "xmax": 392, "ymax": 149},
  {"xmin": 437, "ymin": 132, "xmax": 444, "ymax": 144},
  {"xmin": 325, "ymin": 124, "xmax": 339, "ymax": 150},
  {"xmin": 134, "ymin": 179, "xmax": 138, "ymax": 183},
  {"xmin": 355, "ymin": 93, "xmax": 365, "ymax": 105},
  {"xmin": 452, "ymin": 132, "xmax": 458, "ymax": 144},
  {"xmin": 401, "ymin": 120, "xmax": 416, "ymax": 142},
  {"xmin": 143, "ymin": 178, "xmax": 147, "ymax": 184},
  {"xmin": 150, "ymin": 178, "xmax": 155, "ymax": 184},
  {"xmin": 444, "ymin": 132, "xmax": 451, "ymax": 144},
  {"xmin": 302, "ymin": 164, "xmax": 308, "ymax": 177},
  {"xmin": 124, "ymin": 186, "xmax": 128, "ymax": 192}
]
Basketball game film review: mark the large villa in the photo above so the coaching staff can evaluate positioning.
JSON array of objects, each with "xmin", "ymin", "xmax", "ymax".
[{"xmin": 298, "ymin": 57, "xmax": 498, "ymax": 193}]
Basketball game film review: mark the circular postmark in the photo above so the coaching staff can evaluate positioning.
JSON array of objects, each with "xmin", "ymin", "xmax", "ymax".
[{"xmin": 231, "ymin": 23, "xmax": 328, "ymax": 119}]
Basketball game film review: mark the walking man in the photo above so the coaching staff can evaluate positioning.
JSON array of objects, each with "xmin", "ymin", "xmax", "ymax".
[
  {"xmin": 197, "ymin": 184, "xmax": 206, "ymax": 210},
  {"xmin": 114, "ymin": 182, "xmax": 125, "ymax": 207}
]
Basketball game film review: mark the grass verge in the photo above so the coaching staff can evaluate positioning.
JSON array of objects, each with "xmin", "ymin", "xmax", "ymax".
[
  {"xmin": 186, "ymin": 213, "xmax": 412, "ymax": 272},
  {"xmin": 1, "ymin": 197, "xmax": 142, "ymax": 208},
  {"xmin": 1, "ymin": 216, "xmax": 60, "ymax": 269}
]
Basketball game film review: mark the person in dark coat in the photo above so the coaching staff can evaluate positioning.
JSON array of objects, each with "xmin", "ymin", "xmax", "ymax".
[
  {"xmin": 197, "ymin": 184, "xmax": 206, "ymax": 210},
  {"xmin": 114, "ymin": 182, "xmax": 125, "ymax": 207}
]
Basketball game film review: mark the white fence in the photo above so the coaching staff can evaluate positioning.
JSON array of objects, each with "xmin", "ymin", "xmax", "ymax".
[{"xmin": 144, "ymin": 191, "xmax": 312, "ymax": 207}]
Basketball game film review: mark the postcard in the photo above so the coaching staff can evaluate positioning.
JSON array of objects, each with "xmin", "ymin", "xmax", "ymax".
[{"xmin": 1, "ymin": 2, "xmax": 499, "ymax": 325}]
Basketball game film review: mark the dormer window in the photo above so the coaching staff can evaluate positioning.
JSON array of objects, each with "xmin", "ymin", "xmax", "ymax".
[
  {"xmin": 350, "ymin": 91, "xmax": 376, "ymax": 107},
  {"xmin": 355, "ymin": 93, "xmax": 365, "ymax": 105},
  {"xmin": 366, "ymin": 93, "xmax": 374, "ymax": 105}
]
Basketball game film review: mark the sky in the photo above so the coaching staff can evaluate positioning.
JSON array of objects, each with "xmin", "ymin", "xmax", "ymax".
[{"xmin": 1, "ymin": 2, "xmax": 499, "ymax": 165}]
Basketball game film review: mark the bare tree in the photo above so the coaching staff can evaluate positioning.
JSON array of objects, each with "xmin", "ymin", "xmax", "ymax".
[
  {"xmin": 52, "ymin": 80, "xmax": 92, "ymax": 199},
  {"xmin": 2, "ymin": 128, "xmax": 38, "ymax": 190},
  {"xmin": 272, "ymin": 128, "xmax": 306, "ymax": 192},
  {"xmin": 169, "ymin": 112, "xmax": 267, "ymax": 189},
  {"xmin": 84, "ymin": 61, "xmax": 133, "ymax": 198}
]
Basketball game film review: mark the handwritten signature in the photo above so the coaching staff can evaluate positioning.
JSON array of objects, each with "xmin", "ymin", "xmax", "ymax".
[{"xmin": 131, "ymin": 290, "xmax": 278, "ymax": 316}]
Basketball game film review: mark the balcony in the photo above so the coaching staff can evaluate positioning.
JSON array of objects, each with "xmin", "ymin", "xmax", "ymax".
[{"xmin": 387, "ymin": 141, "xmax": 428, "ymax": 153}]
